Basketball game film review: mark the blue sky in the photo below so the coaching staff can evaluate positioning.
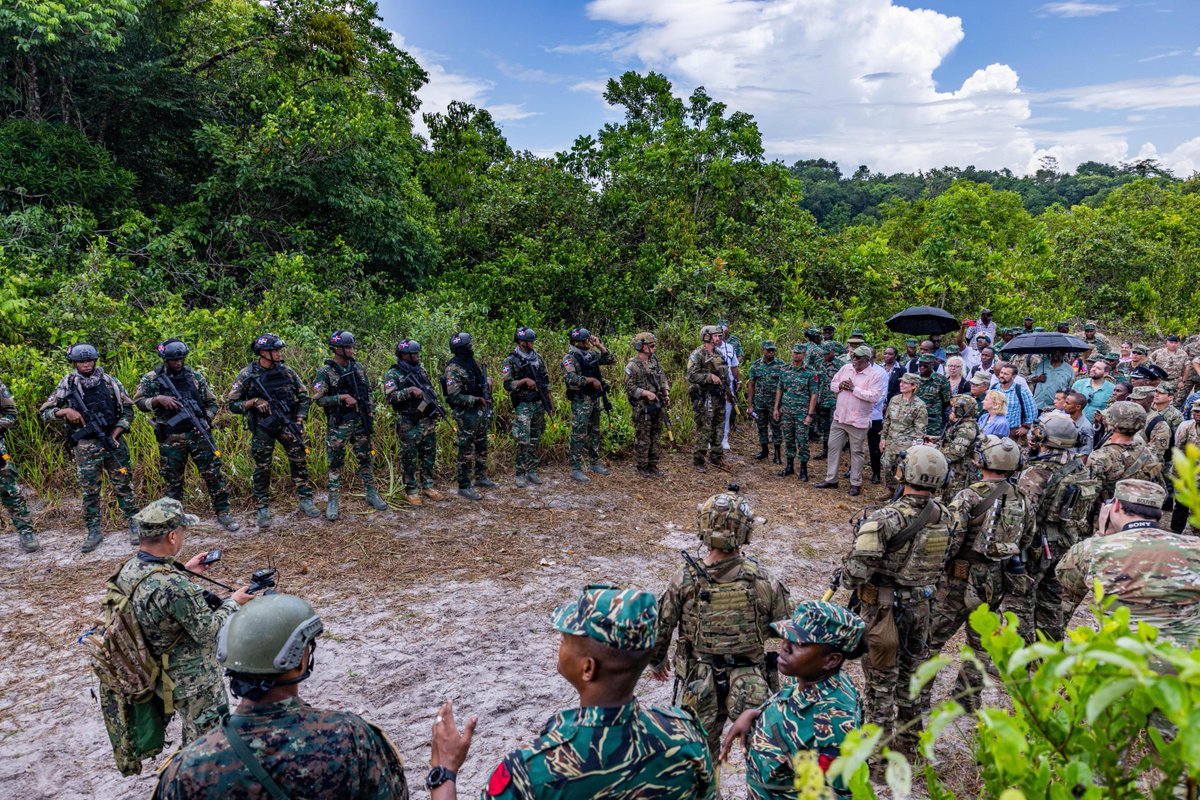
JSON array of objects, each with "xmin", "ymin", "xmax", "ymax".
[{"xmin": 382, "ymin": 0, "xmax": 1200, "ymax": 175}]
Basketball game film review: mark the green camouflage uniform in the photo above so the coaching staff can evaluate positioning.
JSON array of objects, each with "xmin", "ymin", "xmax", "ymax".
[
  {"xmin": 916, "ymin": 372, "xmax": 953, "ymax": 436},
  {"xmin": 39, "ymin": 368, "xmax": 138, "ymax": 530},
  {"xmin": 939, "ymin": 413, "xmax": 981, "ymax": 499},
  {"xmin": 1087, "ymin": 440, "xmax": 1160, "ymax": 504},
  {"xmin": 881, "ymin": 396, "xmax": 927, "ymax": 487},
  {"xmin": 312, "ymin": 359, "xmax": 379, "ymax": 497},
  {"xmin": 152, "ymin": 696, "xmax": 409, "ymax": 799},
  {"xmin": 227, "ymin": 363, "xmax": 313, "ymax": 508},
  {"xmin": 1150, "ymin": 347, "xmax": 1190, "ymax": 405},
  {"xmin": 443, "ymin": 359, "xmax": 490, "ymax": 488},
  {"xmin": 1154, "ymin": 403, "xmax": 1184, "ymax": 435},
  {"xmin": 747, "ymin": 356, "xmax": 784, "ymax": 448},
  {"xmin": 383, "ymin": 362, "xmax": 440, "ymax": 492},
  {"xmin": 562, "ymin": 346, "xmax": 616, "ymax": 470},
  {"xmin": 844, "ymin": 493, "xmax": 953, "ymax": 752},
  {"xmin": 133, "ymin": 366, "xmax": 230, "ymax": 515},
  {"xmin": 650, "ymin": 554, "xmax": 792, "ymax": 756},
  {"xmin": 624, "ymin": 355, "xmax": 669, "ymax": 472},
  {"xmin": 686, "ymin": 346, "xmax": 729, "ymax": 465},
  {"xmin": 776, "ymin": 364, "xmax": 818, "ymax": 462},
  {"xmin": 502, "ymin": 348, "xmax": 551, "ymax": 476},
  {"xmin": 804, "ymin": 341, "xmax": 824, "ymax": 370},
  {"xmin": 813, "ymin": 352, "xmax": 838, "ymax": 449},
  {"xmin": 0, "ymin": 378, "xmax": 35, "ymax": 541},
  {"xmin": 1139, "ymin": 414, "xmax": 1174, "ymax": 470}
]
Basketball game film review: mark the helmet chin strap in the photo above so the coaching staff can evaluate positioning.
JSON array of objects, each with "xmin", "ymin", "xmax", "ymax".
[{"xmin": 228, "ymin": 642, "xmax": 317, "ymax": 700}]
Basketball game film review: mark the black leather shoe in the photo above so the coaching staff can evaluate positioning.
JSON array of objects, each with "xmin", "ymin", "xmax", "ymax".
[
  {"xmin": 848, "ymin": 486, "xmax": 862, "ymax": 497},
  {"xmin": 813, "ymin": 480, "xmax": 839, "ymax": 489}
]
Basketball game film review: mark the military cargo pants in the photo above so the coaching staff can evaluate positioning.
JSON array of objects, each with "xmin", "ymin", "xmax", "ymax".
[
  {"xmin": 1021, "ymin": 530, "xmax": 1073, "ymax": 641},
  {"xmin": 159, "ymin": 432, "xmax": 231, "ymax": 514},
  {"xmin": 753, "ymin": 399, "xmax": 780, "ymax": 447},
  {"xmin": 0, "ymin": 439, "xmax": 34, "ymax": 536},
  {"xmin": 631, "ymin": 404, "xmax": 663, "ymax": 470},
  {"xmin": 397, "ymin": 416, "xmax": 437, "ymax": 491},
  {"xmin": 568, "ymin": 396, "xmax": 602, "ymax": 470},
  {"xmin": 779, "ymin": 410, "xmax": 811, "ymax": 462},
  {"xmin": 924, "ymin": 562, "xmax": 1004, "ymax": 711},
  {"xmin": 453, "ymin": 409, "xmax": 489, "ymax": 488},
  {"xmin": 171, "ymin": 678, "xmax": 228, "ymax": 744},
  {"xmin": 326, "ymin": 417, "xmax": 376, "ymax": 493},
  {"xmin": 860, "ymin": 592, "xmax": 930, "ymax": 753},
  {"xmin": 814, "ymin": 402, "xmax": 835, "ymax": 449},
  {"xmin": 511, "ymin": 401, "xmax": 546, "ymax": 475},
  {"xmin": 692, "ymin": 390, "xmax": 724, "ymax": 464},
  {"xmin": 680, "ymin": 660, "xmax": 771, "ymax": 758},
  {"xmin": 75, "ymin": 437, "xmax": 137, "ymax": 529},
  {"xmin": 249, "ymin": 428, "xmax": 314, "ymax": 508}
]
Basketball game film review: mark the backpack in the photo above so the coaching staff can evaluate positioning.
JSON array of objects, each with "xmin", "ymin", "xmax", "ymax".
[
  {"xmin": 79, "ymin": 565, "xmax": 178, "ymax": 776},
  {"xmin": 1044, "ymin": 460, "xmax": 1102, "ymax": 535}
]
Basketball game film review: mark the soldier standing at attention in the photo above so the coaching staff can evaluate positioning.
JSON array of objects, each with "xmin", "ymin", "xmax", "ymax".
[
  {"xmin": 501, "ymin": 327, "xmax": 553, "ymax": 488},
  {"xmin": 427, "ymin": 585, "xmax": 716, "ymax": 799},
  {"xmin": 649, "ymin": 489, "xmax": 792, "ymax": 757},
  {"xmin": 228, "ymin": 334, "xmax": 317, "ymax": 528},
  {"xmin": 442, "ymin": 332, "xmax": 496, "ymax": 501},
  {"xmin": 842, "ymin": 444, "xmax": 954, "ymax": 757},
  {"xmin": 624, "ymin": 332, "xmax": 669, "ymax": 477},
  {"xmin": 746, "ymin": 341, "xmax": 784, "ymax": 464},
  {"xmin": 1150, "ymin": 335, "xmax": 1190, "ymax": 407},
  {"xmin": 0, "ymin": 375, "xmax": 39, "ymax": 552},
  {"xmin": 937, "ymin": 394, "xmax": 983, "ymax": 499},
  {"xmin": 774, "ymin": 343, "xmax": 819, "ymax": 482},
  {"xmin": 40, "ymin": 343, "xmax": 139, "ymax": 552},
  {"xmin": 562, "ymin": 327, "xmax": 615, "ymax": 483},
  {"xmin": 812, "ymin": 344, "xmax": 839, "ymax": 459},
  {"xmin": 312, "ymin": 331, "xmax": 387, "ymax": 521},
  {"xmin": 687, "ymin": 325, "xmax": 730, "ymax": 472},
  {"xmin": 135, "ymin": 339, "xmax": 239, "ymax": 532},
  {"xmin": 384, "ymin": 340, "xmax": 446, "ymax": 506},
  {"xmin": 118, "ymin": 498, "xmax": 253, "ymax": 744}
]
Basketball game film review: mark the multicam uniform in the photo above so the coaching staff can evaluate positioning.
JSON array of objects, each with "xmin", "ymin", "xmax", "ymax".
[
  {"xmin": 227, "ymin": 363, "xmax": 314, "ymax": 509},
  {"xmin": 624, "ymin": 355, "xmax": 669, "ymax": 473},
  {"xmin": 686, "ymin": 346, "xmax": 729, "ymax": 466},
  {"xmin": 562, "ymin": 346, "xmax": 616, "ymax": 471},
  {"xmin": 776, "ymin": 364, "xmax": 818, "ymax": 464},
  {"xmin": 939, "ymin": 401, "xmax": 981, "ymax": 498},
  {"xmin": 881, "ymin": 395, "xmax": 927, "ymax": 486},
  {"xmin": 384, "ymin": 360, "xmax": 441, "ymax": 493},
  {"xmin": 1087, "ymin": 441, "xmax": 1160, "ymax": 504},
  {"xmin": 0, "ymin": 378, "xmax": 36, "ymax": 546},
  {"xmin": 746, "ymin": 356, "xmax": 784, "ymax": 450},
  {"xmin": 502, "ymin": 348, "xmax": 551, "ymax": 478},
  {"xmin": 312, "ymin": 359, "xmax": 379, "ymax": 497},
  {"xmin": 1150, "ymin": 347, "xmax": 1190, "ymax": 405}
]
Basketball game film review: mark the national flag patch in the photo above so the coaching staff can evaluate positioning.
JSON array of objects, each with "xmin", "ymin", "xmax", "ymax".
[{"xmin": 487, "ymin": 762, "xmax": 511, "ymax": 795}]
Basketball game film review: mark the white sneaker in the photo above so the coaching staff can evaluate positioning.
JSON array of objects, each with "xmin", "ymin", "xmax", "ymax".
[{"xmin": 721, "ymin": 440, "xmax": 731, "ymax": 450}]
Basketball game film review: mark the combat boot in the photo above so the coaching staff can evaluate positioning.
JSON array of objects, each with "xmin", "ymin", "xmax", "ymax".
[
  {"xmin": 755, "ymin": 443, "xmax": 769, "ymax": 460},
  {"xmin": 773, "ymin": 444, "xmax": 782, "ymax": 464},
  {"xmin": 405, "ymin": 491, "xmax": 422, "ymax": 506},
  {"xmin": 18, "ymin": 529, "xmax": 40, "ymax": 553},
  {"xmin": 81, "ymin": 525, "xmax": 103, "ymax": 553},
  {"xmin": 128, "ymin": 518, "xmax": 140, "ymax": 545},
  {"xmin": 325, "ymin": 489, "xmax": 340, "ymax": 521},
  {"xmin": 515, "ymin": 473, "xmax": 529, "ymax": 488},
  {"xmin": 570, "ymin": 468, "xmax": 591, "ymax": 483},
  {"xmin": 778, "ymin": 458, "xmax": 794, "ymax": 477},
  {"xmin": 798, "ymin": 463, "xmax": 809, "ymax": 482},
  {"xmin": 526, "ymin": 471, "xmax": 543, "ymax": 485},
  {"xmin": 365, "ymin": 486, "xmax": 388, "ymax": 511},
  {"xmin": 458, "ymin": 486, "xmax": 481, "ymax": 501},
  {"xmin": 256, "ymin": 507, "xmax": 271, "ymax": 528},
  {"xmin": 649, "ymin": 465, "xmax": 664, "ymax": 477},
  {"xmin": 298, "ymin": 497, "xmax": 320, "ymax": 518},
  {"xmin": 217, "ymin": 512, "xmax": 241, "ymax": 532},
  {"xmin": 589, "ymin": 462, "xmax": 610, "ymax": 476},
  {"xmin": 422, "ymin": 487, "xmax": 446, "ymax": 501},
  {"xmin": 475, "ymin": 474, "xmax": 499, "ymax": 489}
]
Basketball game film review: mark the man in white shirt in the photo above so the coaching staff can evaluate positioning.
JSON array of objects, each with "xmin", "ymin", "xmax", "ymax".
[{"xmin": 715, "ymin": 327, "xmax": 740, "ymax": 451}]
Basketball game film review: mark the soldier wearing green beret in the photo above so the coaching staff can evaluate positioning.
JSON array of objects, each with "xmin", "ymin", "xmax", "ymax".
[
  {"xmin": 745, "ymin": 341, "xmax": 784, "ymax": 463},
  {"xmin": 428, "ymin": 585, "xmax": 716, "ymax": 799}
]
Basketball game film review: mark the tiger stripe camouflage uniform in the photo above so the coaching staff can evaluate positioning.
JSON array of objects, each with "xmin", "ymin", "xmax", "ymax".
[
  {"xmin": 502, "ymin": 347, "xmax": 551, "ymax": 478},
  {"xmin": 813, "ymin": 346, "xmax": 838, "ymax": 452},
  {"xmin": 0, "ymin": 378, "xmax": 36, "ymax": 548},
  {"xmin": 746, "ymin": 351, "xmax": 784, "ymax": 449},
  {"xmin": 133, "ymin": 366, "xmax": 231, "ymax": 517},
  {"xmin": 384, "ymin": 360, "xmax": 440, "ymax": 494},
  {"xmin": 776, "ymin": 359, "xmax": 818, "ymax": 464},
  {"xmin": 312, "ymin": 359, "xmax": 380, "ymax": 498},
  {"xmin": 227, "ymin": 363, "xmax": 314, "ymax": 509},
  {"xmin": 939, "ymin": 396, "xmax": 982, "ymax": 499},
  {"xmin": 624, "ymin": 353, "xmax": 669, "ymax": 473},
  {"xmin": 686, "ymin": 345, "xmax": 729, "ymax": 466}
]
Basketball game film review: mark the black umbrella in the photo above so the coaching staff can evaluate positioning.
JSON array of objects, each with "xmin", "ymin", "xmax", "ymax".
[
  {"xmin": 997, "ymin": 332, "xmax": 1092, "ymax": 355},
  {"xmin": 885, "ymin": 306, "xmax": 960, "ymax": 336}
]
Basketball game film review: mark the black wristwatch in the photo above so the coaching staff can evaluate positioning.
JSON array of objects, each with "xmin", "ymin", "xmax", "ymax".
[{"xmin": 426, "ymin": 766, "xmax": 457, "ymax": 790}]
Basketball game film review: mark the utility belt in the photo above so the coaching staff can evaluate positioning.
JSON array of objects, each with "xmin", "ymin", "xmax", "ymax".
[
  {"xmin": 693, "ymin": 652, "xmax": 763, "ymax": 670},
  {"xmin": 858, "ymin": 583, "xmax": 934, "ymax": 606},
  {"xmin": 157, "ymin": 430, "xmax": 193, "ymax": 445},
  {"xmin": 512, "ymin": 389, "xmax": 542, "ymax": 405}
]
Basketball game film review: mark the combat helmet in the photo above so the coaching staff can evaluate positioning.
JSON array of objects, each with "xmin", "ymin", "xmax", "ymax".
[
  {"xmin": 251, "ymin": 333, "xmax": 285, "ymax": 355},
  {"xmin": 976, "ymin": 435, "xmax": 1022, "ymax": 472},
  {"xmin": 700, "ymin": 325, "xmax": 721, "ymax": 343},
  {"xmin": 1107, "ymin": 401, "xmax": 1147, "ymax": 434},
  {"xmin": 449, "ymin": 332, "xmax": 473, "ymax": 352},
  {"xmin": 66, "ymin": 343, "xmax": 99, "ymax": 362},
  {"xmin": 156, "ymin": 339, "xmax": 189, "ymax": 360},
  {"xmin": 218, "ymin": 594, "xmax": 323, "ymax": 675},
  {"xmin": 631, "ymin": 332, "xmax": 656, "ymax": 352},
  {"xmin": 696, "ymin": 485, "xmax": 754, "ymax": 550},
  {"xmin": 329, "ymin": 330, "xmax": 356, "ymax": 349},
  {"xmin": 1032, "ymin": 413, "xmax": 1080, "ymax": 450},
  {"xmin": 395, "ymin": 339, "xmax": 420, "ymax": 360},
  {"xmin": 569, "ymin": 327, "xmax": 591, "ymax": 343},
  {"xmin": 896, "ymin": 445, "xmax": 948, "ymax": 490},
  {"xmin": 515, "ymin": 327, "xmax": 537, "ymax": 343},
  {"xmin": 950, "ymin": 394, "xmax": 977, "ymax": 420}
]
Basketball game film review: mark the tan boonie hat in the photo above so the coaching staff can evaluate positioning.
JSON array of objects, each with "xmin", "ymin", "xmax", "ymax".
[
  {"xmin": 1114, "ymin": 479, "xmax": 1167, "ymax": 509},
  {"xmin": 134, "ymin": 497, "xmax": 199, "ymax": 536},
  {"xmin": 900, "ymin": 373, "xmax": 921, "ymax": 386},
  {"xmin": 970, "ymin": 372, "xmax": 991, "ymax": 386},
  {"xmin": 851, "ymin": 345, "xmax": 871, "ymax": 358}
]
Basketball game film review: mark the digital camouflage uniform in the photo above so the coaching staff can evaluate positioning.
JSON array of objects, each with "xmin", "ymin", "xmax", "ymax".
[
  {"xmin": 384, "ymin": 361, "xmax": 440, "ymax": 493},
  {"xmin": 804, "ymin": 338, "xmax": 824, "ymax": 371},
  {"xmin": 686, "ymin": 346, "xmax": 729, "ymax": 465},
  {"xmin": 747, "ymin": 355, "xmax": 784, "ymax": 448},
  {"xmin": 562, "ymin": 345, "xmax": 616, "ymax": 471},
  {"xmin": 483, "ymin": 585, "xmax": 716, "ymax": 800},
  {"xmin": 745, "ymin": 602, "xmax": 864, "ymax": 800},
  {"xmin": 881, "ymin": 395, "xmax": 927, "ymax": 488},
  {"xmin": 152, "ymin": 697, "xmax": 409, "ymax": 799},
  {"xmin": 1150, "ymin": 346, "xmax": 1190, "ymax": 405},
  {"xmin": 939, "ymin": 398, "xmax": 982, "ymax": 499},
  {"xmin": 227, "ymin": 363, "xmax": 313, "ymax": 509},
  {"xmin": 443, "ymin": 358, "xmax": 491, "ymax": 489},
  {"xmin": 0, "ymin": 377, "xmax": 36, "ymax": 546},
  {"xmin": 916, "ymin": 370, "xmax": 953, "ymax": 437},
  {"xmin": 776, "ymin": 363, "xmax": 818, "ymax": 463},
  {"xmin": 133, "ymin": 366, "xmax": 230, "ymax": 515},
  {"xmin": 312, "ymin": 359, "xmax": 379, "ymax": 497},
  {"xmin": 813, "ymin": 349, "xmax": 839, "ymax": 450},
  {"xmin": 40, "ymin": 368, "xmax": 138, "ymax": 531},
  {"xmin": 502, "ymin": 347, "xmax": 551, "ymax": 477},
  {"xmin": 624, "ymin": 354, "xmax": 669, "ymax": 472}
]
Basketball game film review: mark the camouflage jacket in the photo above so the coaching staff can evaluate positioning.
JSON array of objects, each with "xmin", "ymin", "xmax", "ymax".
[
  {"xmin": 1152, "ymin": 404, "xmax": 1183, "ymax": 434},
  {"xmin": 1087, "ymin": 440, "xmax": 1161, "ymax": 502},
  {"xmin": 947, "ymin": 479, "xmax": 1033, "ymax": 561},
  {"xmin": 562, "ymin": 346, "xmax": 615, "ymax": 395},
  {"xmin": 312, "ymin": 359, "xmax": 375, "ymax": 423},
  {"xmin": 133, "ymin": 366, "xmax": 219, "ymax": 425},
  {"xmin": 481, "ymin": 699, "xmax": 715, "ymax": 799},
  {"xmin": 916, "ymin": 373, "xmax": 953, "ymax": 436},
  {"xmin": 0, "ymin": 377, "xmax": 15, "ymax": 438},
  {"xmin": 804, "ymin": 342, "xmax": 824, "ymax": 370},
  {"xmin": 39, "ymin": 368, "xmax": 135, "ymax": 431},
  {"xmin": 1058, "ymin": 523, "xmax": 1200, "ymax": 647},
  {"xmin": 776, "ymin": 365, "xmax": 819, "ymax": 416},
  {"xmin": 881, "ymin": 396, "xmax": 927, "ymax": 448},
  {"xmin": 624, "ymin": 355, "xmax": 668, "ymax": 408},
  {"xmin": 940, "ymin": 418, "xmax": 981, "ymax": 494},
  {"xmin": 502, "ymin": 348, "xmax": 551, "ymax": 404},
  {"xmin": 152, "ymin": 697, "xmax": 409, "ymax": 800},
  {"xmin": 1175, "ymin": 421, "xmax": 1200, "ymax": 474},
  {"xmin": 227, "ymin": 363, "xmax": 311, "ymax": 419},
  {"xmin": 1080, "ymin": 333, "xmax": 1110, "ymax": 357},
  {"xmin": 844, "ymin": 494, "xmax": 954, "ymax": 588},
  {"xmin": 115, "ymin": 553, "xmax": 239, "ymax": 700},
  {"xmin": 650, "ymin": 554, "xmax": 792, "ymax": 672},
  {"xmin": 746, "ymin": 358, "xmax": 784, "ymax": 406},
  {"xmin": 1138, "ymin": 414, "xmax": 1174, "ymax": 462},
  {"xmin": 443, "ymin": 359, "xmax": 489, "ymax": 412},
  {"xmin": 384, "ymin": 362, "xmax": 440, "ymax": 418},
  {"xmin": 746, "ymin": 672, "xmax": 861, "ymax": 799},
  {"xmin": 686, "ymin": 347, "xmax": 728, "ymax": 396},
  {"xmin": 1150, "ymin": 347, "xmax": 1189, "ymax": 381},
  {"xmin": 814, "ymin": 359, "xmax": 839, "ymax": 408}
]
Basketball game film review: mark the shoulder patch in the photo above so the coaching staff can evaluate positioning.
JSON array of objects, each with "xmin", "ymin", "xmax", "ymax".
[{"xmin": 487, "ymin": 761, "xmax": 511, "ymax": 796}]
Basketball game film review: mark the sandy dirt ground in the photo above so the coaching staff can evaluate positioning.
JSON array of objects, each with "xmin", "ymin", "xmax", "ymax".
[{"xmin": 0, "ymin": 425, "xmax": 983, "ymax": 799}]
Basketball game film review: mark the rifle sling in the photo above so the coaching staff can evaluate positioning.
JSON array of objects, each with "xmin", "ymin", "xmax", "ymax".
[
  {"xmin": 967, "ymin": 482, "xmax": 1009, "ymax": 529},
  {"xmin": 222, "ymin": 715, "xmax": 290, "ymax": 800},
  {"xmin": 886, "ymin": 499, "xmax": 940, "ymax": 554}
]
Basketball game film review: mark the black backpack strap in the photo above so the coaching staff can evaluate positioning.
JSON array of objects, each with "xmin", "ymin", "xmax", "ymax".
[{"xmin": 222, "ymin": 715, "xmax": 289, "ymax": 800}]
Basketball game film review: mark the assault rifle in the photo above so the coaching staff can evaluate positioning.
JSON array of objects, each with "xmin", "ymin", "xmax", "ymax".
[
  {"xmin": 517, "ymin": 356, "xmax": 552, "ymax": 413},
  {"xmin": 599, "ymin": 379, "xmax": 614, "ymax": 415},
  {"xmin": 344, "ymin": 364, "xmax": 373, "ymax": 445},
  {"xmin": 249, "ymin": 372, "xmax": 308, "ymax": 451},
  {"xmin": 481, "ymin": 363, "xmax": 494, "ymax": 422},
  {"xmin": 68, "ymin": 382, "xmax": 121, "ymax": 453},
  {"xmin": 160, "ymin": 370, "xmax": 220, "ymax": 457}
]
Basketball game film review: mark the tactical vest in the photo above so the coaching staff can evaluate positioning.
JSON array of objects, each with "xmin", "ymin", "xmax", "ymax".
[
  {"xmin": 876, "ymin": 499, "xmax": 954, "ymax": 587},
  {"xmin": 255, "ymin": 365, "xmax": 297, "ymax": 416},
  {"xmin": 510, "ymin": 350, "xmax": 548, "ymax": 405},
  {"xmin": 72, "ymin": 376, "xmax": 118, "ymax": 434},
  {"xmin": 961, "ymin": 480, "xmax": 1026, "ymax": 560},
  {"xmin": 682, "ymin": 558, "xmax": 764, "ymax": 657},
  {"xmin": 324, "ymin": 361, "xmax": 368, "ymax": 426},
  {"xmin": 1042, "ymin": 460, "xmax": 1100, "ymax": 537},
  {"xmin": 390, "ymin": 364, "xmax": 422, "ymax": 416},
  {"xmin": 157, "ymin": 368, "xmax": 202, "ymax": 435},
  {"xmin": 566, "ymin": 348, "xmax": 602, "ymax": 400},
  {"xmin": 443, "ymin": 359, "xmax": 484, "ymax": 398}
]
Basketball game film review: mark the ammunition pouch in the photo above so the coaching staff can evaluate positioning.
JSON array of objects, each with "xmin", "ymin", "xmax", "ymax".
[{"xmin": 950, "ymin": 558, "xmax": 971, "ymax": 581}]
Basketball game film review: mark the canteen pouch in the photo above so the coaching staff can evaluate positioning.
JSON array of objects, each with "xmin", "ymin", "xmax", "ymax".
[
  {"xmin": 725, "ymin": 665, "xmax": 771, "ymax": 718},
  {"xmin": 863, "ymin": 586, "xmax": 899, "ymax": 671}
]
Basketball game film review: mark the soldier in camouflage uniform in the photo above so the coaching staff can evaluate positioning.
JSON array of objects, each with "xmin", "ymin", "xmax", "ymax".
[
  {"xmin": 442, "ymin": 332, "xmax": 496, "ymax": 501},
  {"xmin": 916, "ymin": 353, "xmax": 952, "ymax": 436},
  {"xmin": 312, "ymin": 331, "xmax": 387, "ymax": 520},
  {"xmin": 134, "ymin": 339, "xmax": 238, "ymax": 533},
  {"xmin": 1169, "ymin": 401, "xmax": 1200, "ymax": 533},
  {"xmin": 939, "ymin": 394, "xmax": 982, "ymax": 499},
  {"xmin": 745, "ymin": 341, "xmax": 784, "ymax": 463},
  {"xmin": 562, "ymin": 327, "xmax": 616, "ymax": 483},
  {"xmin": 429, "ymin": 584, "xmax": 716, "ymax": 799},
  {"xmin": 1131, "ymin": 385, "xmax": 1173, "ymax": 469},
  {"xmin": 774, "ymin": 344, "xmax": 819, "ymax": 482},
  {"xmin": 40, "ymin": 343, "xmax": 139, "ymax": 552},
  {"xmin": 154, "ymin": 593, "xmax": 408, "ymax": 799},
  {"xmin": 1079, "ymin": 322, "xmax": 1109, "ymax": 361},
  {"xmin": 384, "ymin": 340, "xmax": 446, "ymax": 506},
  {"xmin": 228, "ymin": 334, "xmax": 317, "ymax": 528},
  {"xmin": 1150, "ymin": 336, "xmax": 1190, "ymax": 406},
  {"xmin": 842, "ymin": 444, "xmax": 954, "ymax": 754},
  {"xmin": 625, "ymin": 332, "xmax": 669, "ymax": 477},
  {"xmin": 1152, "ymin": 383, "xmax": 1184, "ymax": 434},
  {"xmin": 880, "ymin": 374, "xmax": 928, "ymax": 490},
  {"xmin": 803, "ymin": 327, "xmax": 824, "ymax": 370},
  {"xmin": 812, "ymin": 344, "xmax": 838, "ymax": 458},
  {"xmin": 686, "ymin": 326, "xmax": 730, "ymax": 471},
  {"xmin": 0, "ymin": 376, "xmax": 38, "ymax": 552},
  {"xmin": 501, "ymin": 327, "xmax": 553, "ymax": 488},
  {"xmin": 925, "ymin": 437, "xmax": 1030, "ymax": 711},
  {"xmin": 1088, "ymin": 401, "xmax": 1160, "ymax": 505},
  {"xmin": 117, "ymin": 498, "xmax": 252, "ymax": 746},
  {"xmin": 721, "ymin": 601, "xmax": 865, "ymax": 800},
  {"xmin": 650, "ymin": 489, "xmax": 792, "ymax": 757}
]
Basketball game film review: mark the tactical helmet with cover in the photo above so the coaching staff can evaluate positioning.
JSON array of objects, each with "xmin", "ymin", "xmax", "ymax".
[
  {"xmin": 217, "ymin": 594, "xmax": 323, "ymax": 675},
  {"xmin": 631, "ymin": 332, "xmax": 656, "ymax": 352},
  {"xmin": 700, "ymin": 325, "xmax": 721, "ymax": 343},
  {"xmin": 67, "ymin": 343, "xmax": 99, "ymax": 362},
  {"xmin": 696, "ymin": 485, "xmax": 754, "ymax": 549},
  {"xmin": 950, "ymin": 394, "xmax": 977, "ymax": 419},
  {"xmin": 156, "ymin": 339, "xmax": 189, "ymax": 360},
  {"xmin": 251, "ymin": 333, "xmax": 285, "ymax": 354},
  {"xmin": 1107, "ymin": 401, "xmax": 1147, "ymax": 434},
  {"xmin": 897, "ymin": 444, "xmax": 948, "ymax": 489},
  {"xmin": 976, "ymin": 435, "xmax": 1021, "ymax": 472},
  {"xmin": 1034, "ymin": 414, "xmax": 1080, "ymax": 449}
]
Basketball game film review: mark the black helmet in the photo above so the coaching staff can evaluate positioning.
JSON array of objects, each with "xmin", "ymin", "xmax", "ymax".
[
  {"xmin": 67, "ymin": 343, "xmax": 99, "ymax": 362},
  {"xmin": 395, "ymin": 339, "xmax": 421, "ymax": 359},
  {"xmin": 251, "ymin": 333, "xmax": 286, "ymax": 354},
  {"xmin": 329, "ymin": 330, "xmax": 356, "ymax": 349},
  {"xmin": 449, "ymin": 332, "xmax": 473, "ymax": 351},
  {"xmin": 157, "ymin": 339, "xmax": 189, "ymax": 360},
  {"xmin": 569, "ymin": 327, "xmax": 591, "ymax": 343},
  {"xmin": 515, "ymin": 327, "xmax": 537, "ymax": 343}
]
